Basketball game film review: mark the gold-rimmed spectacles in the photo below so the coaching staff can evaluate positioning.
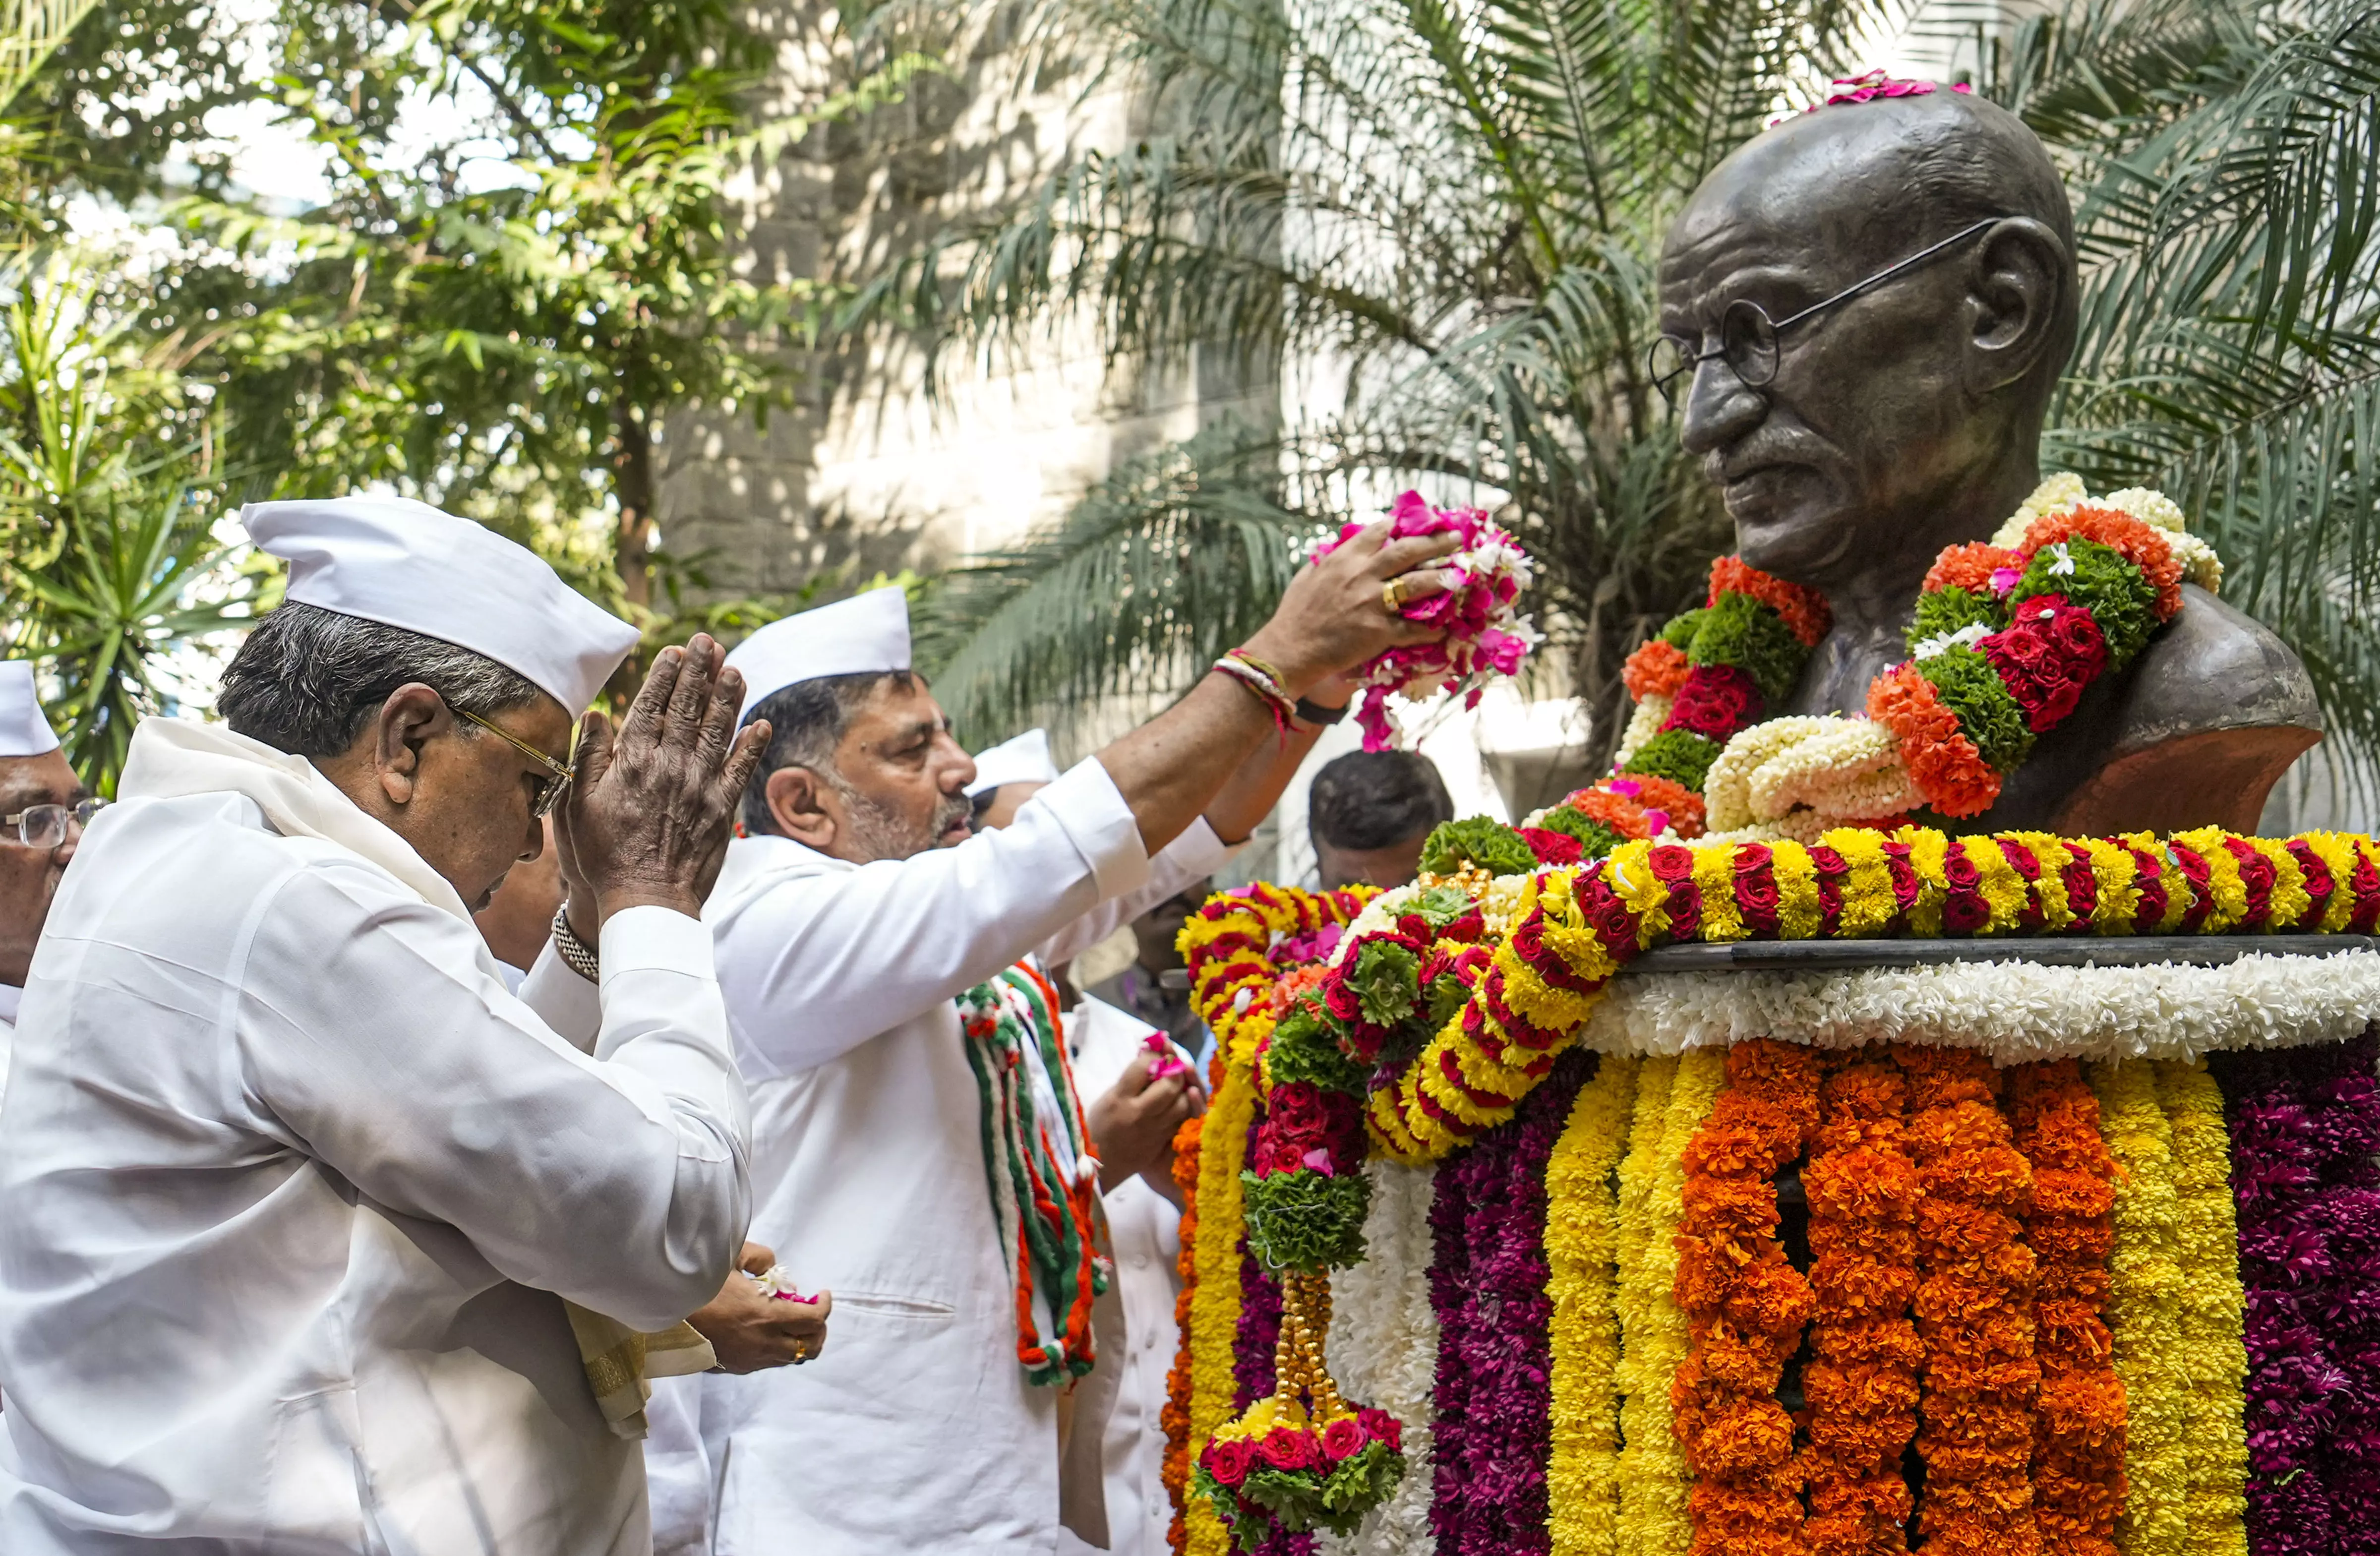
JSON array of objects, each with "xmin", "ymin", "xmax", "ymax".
[{"xmin": 457, "ymin": 708, "xmax": 575, "ymax": 818}]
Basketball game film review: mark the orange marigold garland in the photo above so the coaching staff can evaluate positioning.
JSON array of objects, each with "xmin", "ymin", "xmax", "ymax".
[
  {"xmin": 2007, "ymin": 1062, "xmax": 2126, "ymax": 1556},
  {"xmin": 1672, "ymin": 1038, "xmax": 1824, "ymax": 1556},
  {"xmin": 1627, "ymin": 639, "xmax": 1694, "ymax": 702},
  {"xmin": 1899, "ymin": 1047, "xmax": 2043, "ymax": 1556},
  {"xmin": 1801, "ymin": 1050, "xmax": 1924, "ymax": 1556},
  {"xmin": 1869, "ymin": 662, "xmax": 2004, "ymax": 819},
  {"xmin": 1711, "ymin": 554, "xmax": 1836, "ymax": 647},
  {"xmin": 1164, "ymin": 1107, "xmax": 1206, "ymax": 1555},
  {"xmin": 2018, "ymin": 506, "xmax": 2183, "ymax": 622},
  {"xmin": 1926, "ymin": 543, "xmax": 2026, "ymax": 597}
]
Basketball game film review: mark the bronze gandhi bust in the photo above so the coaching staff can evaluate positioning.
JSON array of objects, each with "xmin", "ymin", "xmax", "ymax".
[{"xmin": 1656, "ymin": 87, "xmax": 2320, "ymax": 834}]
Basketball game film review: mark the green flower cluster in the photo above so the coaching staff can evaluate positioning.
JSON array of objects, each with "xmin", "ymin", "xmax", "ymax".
[
  {"xmin": 1688, "ymin": 590, "xmax": 1808, "ymax": 701},
  {"xmin": 1266, "ymin": 999, "xmax": 1368, "ymax": 1093},
  {"xmin": 1345, "ymin": 937, "xmax": 1421, "ymax": 1026},
  {"xmin": 2011, "ymin": 537, "xmax": 2159, "ymax": 668},
  {"xmin": 1532, "ymin": 804, "xmax": 1625, "ymax": 861},
  {"xmin": 1622, "ymin": 728, "xmax": 1722, "ymax": 791},
  {"xmin": 1241, "ymin": 1167, "xmax": 1373, "ymax": 1274},
  {"xmin": 1660, "ymin": 608, "xmax": 1704, "ymax": 649},
  {"xmin": 1195, "ymin": 1438, "xmax": 1406, "ymax": 1550},
  {"xmin": 1907, "ymin": 584, "xmax": 2006, "ymax": 653},
  {"xmin": 1919, "ymin": 646, "xmax": 2035, "ymax": 772},
  {"xmin": 1418, "ymin": 817, "xmax": 1538, "ymax": 878}
]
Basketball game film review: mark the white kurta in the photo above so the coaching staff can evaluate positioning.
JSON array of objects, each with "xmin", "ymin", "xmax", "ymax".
[
  {"xmin": 674, "ymin": 759, "xmax": 1227, "ymax": 1556},
  {"xmin": 1061, "ymin": 996, "xmax": 1189, "ymax": 1556},
  {"xmin": 0, "ymin": 719, "xmax": 751, "ymax": 1555},
  {"xmin": 0, "ymin": 982, "xmax": 15, "ymax": 1104}
]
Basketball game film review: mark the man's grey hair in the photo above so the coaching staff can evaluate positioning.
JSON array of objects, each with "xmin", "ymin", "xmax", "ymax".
[
  {"xmin": 219, "ymin": 601, "xmax": 547, "ymax": 758},
  {"xmin": 737, "ymin": 670, "xmax": 912, "ymax": 837}
]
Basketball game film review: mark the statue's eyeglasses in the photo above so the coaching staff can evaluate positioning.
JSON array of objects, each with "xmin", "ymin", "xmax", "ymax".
[
  {"xmin": 457, "ymin": 708, "xmax": 576, "ymax": 818},
  {"xmin": 3, "ymin": 798, "xmax": 106, "ymax": 851},
  {"xmin": 1648, "ymin": 218, "xmax": 2009, "ymax": 409}
]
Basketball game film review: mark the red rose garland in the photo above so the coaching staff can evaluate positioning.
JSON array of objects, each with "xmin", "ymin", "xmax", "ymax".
[
  {"xmin": 1672, "ymin": 1039, "xmax": 1824, "ymax": 1556},
  {"xmin": 1801, "ymin": 1052, "xmax": 1924, "ymax": 1556}
]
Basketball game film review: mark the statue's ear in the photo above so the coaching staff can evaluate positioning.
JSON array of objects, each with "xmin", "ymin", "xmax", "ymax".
[{"xmin": 1964, "ymin": 217, "xmax": 2071, "ymax": 394}]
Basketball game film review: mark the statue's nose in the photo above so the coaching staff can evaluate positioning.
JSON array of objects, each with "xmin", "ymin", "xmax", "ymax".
[{"xmin": 1677, "ymin": 359, "xmax": 1767, "ymax": 458}]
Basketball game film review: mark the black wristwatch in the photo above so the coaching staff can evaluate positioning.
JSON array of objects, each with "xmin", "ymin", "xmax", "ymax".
[{"xmin": 1295, "ymin": 697, "xmax": 1350, "ymax": 726}]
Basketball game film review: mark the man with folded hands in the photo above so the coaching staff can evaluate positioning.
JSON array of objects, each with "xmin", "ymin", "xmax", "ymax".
[{"xmin": 0, "ymin": 497, "xmax": 815, "ymax": 1554}]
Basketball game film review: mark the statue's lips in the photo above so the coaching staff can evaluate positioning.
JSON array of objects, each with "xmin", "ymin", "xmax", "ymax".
[{"xmin": 1719, "ymin": 463, "xmax": 1809, "ymax": 515}]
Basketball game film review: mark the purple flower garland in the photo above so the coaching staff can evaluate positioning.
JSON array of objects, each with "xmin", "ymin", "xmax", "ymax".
[
  {"xmin": 2213, "ymin": 1030, "xmax": 2380, "ymax": 1556},
  {"xmin": 1425, "ymin": 1047, "xmax": 1592, "ymax": 1556}
]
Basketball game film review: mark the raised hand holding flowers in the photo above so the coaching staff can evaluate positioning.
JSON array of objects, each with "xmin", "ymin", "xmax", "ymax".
[{"xmin": 1309, "ymin": 490, "xmax": 1541, "ymax": 751}]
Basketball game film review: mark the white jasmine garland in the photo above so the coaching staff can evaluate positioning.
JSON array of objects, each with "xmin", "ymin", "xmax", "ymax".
[
  {"xmin": 1612, "ymin": 694, "xmax": 1670, "ymax": 770},
  {"xmin": 1575, "ymin": 950, "xmax": 2380, "ymax": 1066},
  {"xmin": 1317, "ymin": 1159, "xmax": 1439, "ymax": 1556},
  {"xmin": 1703, "ymin": 716, "xmax": 1920, "ymax": 833},
  {"xmin": 1991, "ymin": 471, "xmax": 2089, "ymax": 548}
]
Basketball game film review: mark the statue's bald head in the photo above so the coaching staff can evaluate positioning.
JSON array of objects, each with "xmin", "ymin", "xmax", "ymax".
[{"xmin": 1659, "ymin": 87, "xmax": 2079, "ymax": 588}]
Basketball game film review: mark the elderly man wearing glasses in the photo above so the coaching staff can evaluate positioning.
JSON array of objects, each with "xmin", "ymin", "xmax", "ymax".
[
  {"xmin": 0, "ymin": 663, "xmax": 95, "ymax": 1089},
  {"xmin": 0, "ymin": 498, "xmax": 822, "ymax": 1555}
]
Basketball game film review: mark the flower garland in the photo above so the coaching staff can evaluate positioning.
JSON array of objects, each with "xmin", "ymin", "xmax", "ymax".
[
  {"xmin": 1900, "ymin": 1046, "xmax": 2042, "ymax": 1554},
  {"xmin": 1186, "ymin": 1049, "xmax": 1260, "ymax": 1556},
  {"xmin": 1620, "ymin": 1051, "xmax": 1726, "ymax": 1554},
  {"xmin": 2151, "ymin": 1060, "xmax": 2250, "ymax": 1555},
  {"xmin": 1308, "ymin": 490, "xmax": 1539, "ymax": 751},
  {"xmin": 1670, "ymin": 1039, "xmax": 1822, "ymax": 1556},
  {"xmin": 1801, "ymin": 1049, "xmax": 1922, "ymax": 1556},
  {"xmin": 1315, "ymin": 1159, "xmax": 1441, "ymax": 1556},
  {"xmin": 1546, "ymin": 1055, "xmax": 1639, "ymax": 1556},
  {"xmin": 2085, "ymin": 1061, "xmax": 2189, "ymax": 1556},
  {"xmin": 2009, "ymin": 1060, "xmax": 2127, "ymax": 1556},
  {"xmin": 1426, "ymin": 1048, "xmax": 1588, "ymax": 1556},
  {"xmin": 1168, "ymin": 1107, "xmax": 1208, "ymax": 1556},
  {"xmin": 2210, "ymin": 1033, "xmax": 2380, "ymax": 1556},
  {"xmin": 1598, "ymin": 475, "xmax": 2225, "ymax": 839}
]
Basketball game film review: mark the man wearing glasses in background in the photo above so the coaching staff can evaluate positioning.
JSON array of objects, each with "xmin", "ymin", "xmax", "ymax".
[{"xmin": 0, "ymin": 663, "xmax": 95, "ymax": 1106}]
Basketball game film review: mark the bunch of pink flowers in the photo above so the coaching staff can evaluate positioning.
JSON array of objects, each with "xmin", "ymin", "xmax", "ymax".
[{"xmin": 1312, "ymin": 490, "xmax": 1539, "ymax": 750}]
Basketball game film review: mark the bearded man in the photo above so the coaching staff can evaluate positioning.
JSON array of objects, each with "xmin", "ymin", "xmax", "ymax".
[
  {"xmin": 0, "ymin": 498, "xmax": 780, "ymax": 1553},
  {"xmin": 672, "ymin": 524, "xmax": 1456, "ymax": 1554}
]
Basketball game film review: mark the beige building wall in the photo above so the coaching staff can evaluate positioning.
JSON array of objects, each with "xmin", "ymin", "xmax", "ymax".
[{"xmin": 652, "ymin": 6, "xmax": 1276, "ymax": 598}]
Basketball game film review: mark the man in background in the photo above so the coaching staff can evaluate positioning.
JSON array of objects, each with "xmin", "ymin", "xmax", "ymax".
[
  {"xmin": 1081, "ymin": 878, "xmax": 1211, "ymax": 1057},
  {"xmin": 0, "ymin": 664, "xmax": 90, "ymax": 1087},
  {"xmin": 1308, "ymin": 749, "xmax": 1454, "ymax": 889}
]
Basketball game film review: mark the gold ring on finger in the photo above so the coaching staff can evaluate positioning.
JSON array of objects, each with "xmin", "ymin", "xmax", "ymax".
[{"xmin": 1382, "ymin": 577, "xmax": 1408, "ymax": 613}]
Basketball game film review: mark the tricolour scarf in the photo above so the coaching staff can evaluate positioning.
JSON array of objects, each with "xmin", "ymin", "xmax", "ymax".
[{"xmin": 958, "ymin": 959, "xmax": 1110, "ymax": 1384}]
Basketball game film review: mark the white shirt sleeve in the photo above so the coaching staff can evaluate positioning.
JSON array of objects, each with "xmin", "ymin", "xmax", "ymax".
[
  {"xmin": 239, "ymin": 866, "xmax": 750, "ymax": 1332},
  {"xmin": 1034, "ymin": 816, "xmax": 1238, "ymax": 969},
  {"xmin": 716, "ymin": 755, "xmax": 1153, "ymax": 1077},
  {"xmin": 518, "ymin": 936, "xmax": 599, "ymax": 1053}
]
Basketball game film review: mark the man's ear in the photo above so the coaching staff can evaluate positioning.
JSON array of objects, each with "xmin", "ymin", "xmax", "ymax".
[
  {"xmin": 766, "ymin": 766, "xmax": 836, "ymax": 851},
  {"xmin": 1965, "ymin": 217, "xmax": 2070, "ymax": 393},
  {"xmin": 370, "ymin": 684, "xmax": 450, "ymax": 808}
]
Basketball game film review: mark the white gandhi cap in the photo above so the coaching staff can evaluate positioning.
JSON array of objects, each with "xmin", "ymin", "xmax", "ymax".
[
  {"xmin": 0, "ymin": 663, "xmax": 60, "ymax": 759},
  {"xmin": 965, "ymin": 727, "xmax": 1058, "ymax": 799},
  {"xmin": 241, "ymin": 497, "xmax": 641, "ymax": 713},
  {"xmin": 724, "ymin": 586, "xmax": 911, "ymax": 722}
]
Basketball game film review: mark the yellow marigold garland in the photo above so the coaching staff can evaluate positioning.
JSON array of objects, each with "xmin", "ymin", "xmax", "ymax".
[
  {"xmin": 2151, "ymin": 1061, "xmax": 2249, "ymax": 1556},
  {"xmin": 1185, "ymin": 1048, "xmax": 1258, "ymax": 1556},
  {"xmin": 1546, "ymin": 1055, "xmax": 1640, "ymax": 1556},
  {"xmin": 1616, "ymin": 1049, "xmax": 1724, "ymax": 1556},
  {"xmin": 2086, "ymin": 1061, "xmax": 2189, "ymax": 1556}
]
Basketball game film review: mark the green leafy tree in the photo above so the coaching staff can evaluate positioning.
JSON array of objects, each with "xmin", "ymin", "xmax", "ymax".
[
  {"xmin": 165, "ymin": 0, "xmax": 926, "ymax": 640},
  {"xmin": 0, "ymin": 262, "xmax": 257, "ymax": 791},
  {"xmin": 869, "ymin": 0, "xmax": 2380, "ymax": 789}
]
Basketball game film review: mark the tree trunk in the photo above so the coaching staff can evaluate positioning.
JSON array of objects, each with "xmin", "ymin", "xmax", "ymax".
[{"xmin": 613, "ymin": 405, "xmax": 654, "ymax": 611}]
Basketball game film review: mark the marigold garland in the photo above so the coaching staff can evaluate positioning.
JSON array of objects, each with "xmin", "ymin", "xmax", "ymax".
[
  {"xmin": 1547, "ymin": 1055, "xmax": 1639, "ymax": 1556},
  {"xmin": 1672, "ymin": 1039, "xmax": 1823, "ymax": 1556},
  {"xmin": 1168, "ymin": 1108, "xmax": 1208, "ymax": 1556},
  {"xmin": 2010, "ymin": 1060, "xmax": 2126, "ymax": 1556},
  {"xmin": 1801, "ymin": 1048, "xmax": 1923, "ymax": 1556},
  {"xmin": 2150, "ymin": 1061, "xmax": 2248, "ymax": 1556},
  {"xmin": 1186, "ymin": 1050, "xmax": 1260, "ymax": 1556},
  {"xmin": 1614, "ymin": 1054, "xmax": 1680, "ymax": 1545},
  {"xmin": 1901, "ymin": 1047, "xmax": 2042, "ymax": 1556},
  {"xmin": 1618, "ymin": 1050, "xmax": 1725, "ymax": 1556},
  {"xmin": 2082, "ymin": 1062, "xmax": 2186, "ymax": 1556}
]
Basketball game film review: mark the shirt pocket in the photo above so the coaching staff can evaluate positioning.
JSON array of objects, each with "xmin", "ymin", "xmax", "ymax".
[{"xmin": 832, "ymin": 1287, "xmax": 959, "ymax": 1330}]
